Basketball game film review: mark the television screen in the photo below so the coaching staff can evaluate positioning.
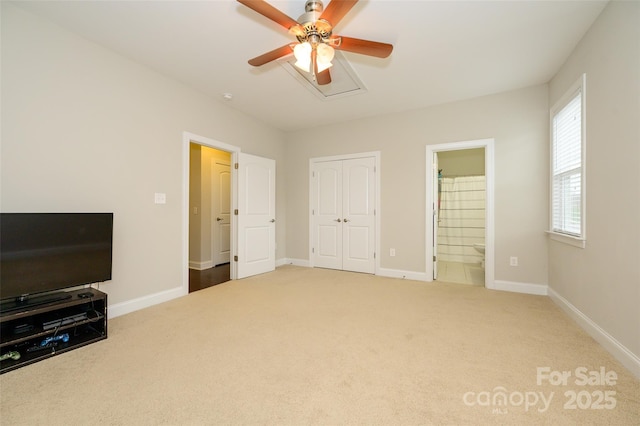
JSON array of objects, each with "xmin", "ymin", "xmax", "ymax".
[{"xmin": 0, "ymin": 213, "xmax": 113, "ymax": 305}]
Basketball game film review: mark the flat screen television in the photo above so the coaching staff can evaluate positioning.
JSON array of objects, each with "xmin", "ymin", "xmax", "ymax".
[{"xmin": 0, "ymin": 213, "xmax": 113, "ymax": 313}]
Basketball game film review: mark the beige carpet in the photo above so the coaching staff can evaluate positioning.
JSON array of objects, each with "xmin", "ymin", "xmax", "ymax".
[{"xmin": 1, "ymin": 266, "xmax": 638, "ymax": 425}]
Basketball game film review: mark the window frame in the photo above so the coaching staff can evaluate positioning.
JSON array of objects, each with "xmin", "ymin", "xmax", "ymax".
[{"xmin": 548, "ymin": 74, "xmax": 587, "ymax": 248}]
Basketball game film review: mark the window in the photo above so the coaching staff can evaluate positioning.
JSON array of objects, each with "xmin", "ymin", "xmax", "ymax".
[{"xmin": 550, "ymin": 74, "xmax": 586, "ymax": 247}]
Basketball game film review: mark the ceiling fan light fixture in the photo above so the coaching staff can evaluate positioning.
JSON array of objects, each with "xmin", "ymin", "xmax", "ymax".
[
  {"xmin": 316, "ymin": 60, "xmax": 333, "ymax": 73},
  {"xmin": 316, "ymin": 43, "xmax": 335, "ymax": 68},
  {"xmin": 294, "ymin": 59, "xmax": 311, "ymax": 72},
  {"xmin": 293, "ymin": 42, "xmax": 312, "ymax": 72}
]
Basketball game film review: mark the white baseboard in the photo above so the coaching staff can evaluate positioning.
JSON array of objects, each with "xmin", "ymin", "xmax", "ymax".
[
  {"xmin": 493, "ymin": 280, "xmax": 548, "ymax": 295},
  {"xmin": 277, "ymin": 262, "xmax": 428, "ymax": 281},
  {"xmin": 377, "ymin": 268, "xmax": 428, "ymax": 281},
  {"xmin": 277, "ymin": 258, "xmax": 310, "ymax": 267},
  {"xmin": 108, "ymin": 286, "xmax": 186, "ymax": 319},
  {"xmin": 189, "ymin": 260, "xmax": 213, "ymax": 270},
  {"xmin": 548, "ymin": 287, "xmax": 640, "ymax": 379}
]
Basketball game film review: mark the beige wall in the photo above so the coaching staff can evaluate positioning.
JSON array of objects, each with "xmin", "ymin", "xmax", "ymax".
[
  {"xmin": 1, "ymin": 4, "xmax": 287, "ymax": 306},
  {"xmin": 548, "ymin": 1, "xmax": 640, "ymax": 358},
  {"xmin": 285, "ymin": 85, "xmax": 549, "ymax": 285},
  {"xmin": 189, "ymin": 144, "xmax": 203, "ymax": 264}
]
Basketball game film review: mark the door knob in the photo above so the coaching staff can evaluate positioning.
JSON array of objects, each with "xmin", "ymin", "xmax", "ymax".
[
  {"xmin": 216, "ymin": 217, "xmax": 223, "ymax": 221},
  {"xmin": 334, "ymin": 218, "xmax": 342, "ymax": 222},
  {"xmin": 343, "ymin": 218, "xmax": 350, "ymax": 223},
  {"xmin": 270, "ymin": 219, "xmax": 276, "ymax": 223}
]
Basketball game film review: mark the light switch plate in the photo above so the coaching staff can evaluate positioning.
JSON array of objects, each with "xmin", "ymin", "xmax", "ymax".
[{"xmin": 154, "ymin": 193, "xmax": 166, "ymax": 204}]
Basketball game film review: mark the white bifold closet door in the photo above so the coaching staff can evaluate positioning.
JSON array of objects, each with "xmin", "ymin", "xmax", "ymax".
[{"xmin": 313, "ymin": 157, "xmax": 375, "ymax": 273}]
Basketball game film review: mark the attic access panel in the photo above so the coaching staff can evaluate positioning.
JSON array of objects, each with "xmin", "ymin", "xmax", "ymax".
[{"xmin": 278, "ymin": 50, "xmax": 367, "ymax": 100}]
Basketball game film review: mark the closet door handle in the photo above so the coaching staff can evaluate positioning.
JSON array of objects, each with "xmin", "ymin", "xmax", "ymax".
[
  {"xmin": 343, "ymin": 218, "xmax": 350, "ymax": 223},
  {"xmin": 216, "ymin": 217, "xmax": 223, "ymax": 221},
  {"xmin": 334, "ymin": 218, "xmax": 342, "ymax": 222},
  {"xmin": 270, "ymin": 219, "xmax": 276, "ymax": 223}
]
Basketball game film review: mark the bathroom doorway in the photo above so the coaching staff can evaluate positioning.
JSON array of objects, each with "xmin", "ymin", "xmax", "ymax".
[
  {"xmin": 426, "ymin": 139, "xmax": 495, "ymax": 289},
  {"xmin": 436, "ymin": 148, "xmax": 485, "ymax": 285}
]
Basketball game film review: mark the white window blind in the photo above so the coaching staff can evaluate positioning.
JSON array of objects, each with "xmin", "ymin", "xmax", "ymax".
[{"xmin": 551, "ymin": 87, "xmax": 583, "ymax": 237}]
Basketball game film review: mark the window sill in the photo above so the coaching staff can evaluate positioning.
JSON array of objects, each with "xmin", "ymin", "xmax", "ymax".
[{"xmin": 546, "ymin": 231, "xmax": 586, "ymax": 248}]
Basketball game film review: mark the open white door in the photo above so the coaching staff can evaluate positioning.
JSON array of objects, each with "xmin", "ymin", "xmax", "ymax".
[
  {"xmin": 237, "ymin": 153, "xmax": 276, "ymax": 279},
  {"xmin": 212, "ymin": 159, "xmax": 231, "ymax": 266},
  {"xmin": 432, "ymin": 152, "xmax": 439, "ymax": 279}
]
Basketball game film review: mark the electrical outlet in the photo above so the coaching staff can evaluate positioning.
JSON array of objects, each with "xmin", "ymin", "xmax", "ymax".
[
  {"xmin": 390, "ymin": 248, "xmax": 396, "ymax": 257},
  {"xmin": 510, "ymin": 256, "xmax": 518, "ymax": 267}
]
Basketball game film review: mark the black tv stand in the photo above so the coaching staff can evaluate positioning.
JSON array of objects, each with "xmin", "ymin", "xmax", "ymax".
[
  {"xmin": 0, "ymin": 291, "xmax": 73, "ymax": 314},
  {"xmin": 0, "ymin": 288, "xmax": 107, "ymax": 374}
]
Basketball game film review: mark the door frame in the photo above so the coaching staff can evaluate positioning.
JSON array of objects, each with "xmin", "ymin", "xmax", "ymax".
[
  {"xmin": 425, "ymin": 139, "xmax": 495, "ymax": 289},
  {"xmin": 183, "ymin": 132, "xmax": 240, "ymax": 294},
  {"xmin": 308, "ymin": 151, "xmax": 381, "ymax": 274}
]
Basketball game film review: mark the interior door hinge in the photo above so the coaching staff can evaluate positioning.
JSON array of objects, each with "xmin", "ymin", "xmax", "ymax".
[
  {"xmin": 234, "ymin": 255, "xmax": 238, "ymax": 262},
  {"xmin": 234, "ymin": 163, "xmax": 239, "ymax": 169},
  {"xmin": 234, "ymin": 209, "xmax": 238, "ymax": 215},
  {"xmin": 374, "ymin": 252, "xmax": 376, "ymax": 259},
  {"xmin": 433, "ymin": 255, "xmax": 436, "ymax": 261},
  {"xmin": 312, "ymin": 248, "xmax": 315, "ymax": 254}
]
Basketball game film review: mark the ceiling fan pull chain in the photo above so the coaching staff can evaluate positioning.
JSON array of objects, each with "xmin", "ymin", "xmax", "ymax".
[{"xmin": 311, "ymin": 48, "xmax": 318, "ymax": 82}]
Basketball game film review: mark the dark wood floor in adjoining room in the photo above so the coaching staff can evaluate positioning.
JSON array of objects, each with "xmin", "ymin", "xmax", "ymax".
[{"xmin": 189, "ymin": 263, "xmax": 230, "ymax": 293}]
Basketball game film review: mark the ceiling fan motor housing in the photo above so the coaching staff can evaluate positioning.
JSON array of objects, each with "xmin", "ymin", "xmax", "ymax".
[{"xmin": 294, "ymin": 0, "xmax": 333, "ymax": 45}]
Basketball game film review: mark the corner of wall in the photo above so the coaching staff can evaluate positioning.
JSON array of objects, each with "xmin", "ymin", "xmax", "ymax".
[{"xmin": 493, "ymin": 280, "xmax": 548, "ymax": 296}]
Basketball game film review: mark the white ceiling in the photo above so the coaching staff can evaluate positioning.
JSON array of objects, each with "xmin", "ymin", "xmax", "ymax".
[{"xmin": 11, "ymin": 0, "xmax": 608, "ymax": 132}]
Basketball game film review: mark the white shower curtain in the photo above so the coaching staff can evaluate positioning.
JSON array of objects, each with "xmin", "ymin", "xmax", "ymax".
[{"xmin": 438, "ymin": 175, "xmax": 485, "ymax": 264}]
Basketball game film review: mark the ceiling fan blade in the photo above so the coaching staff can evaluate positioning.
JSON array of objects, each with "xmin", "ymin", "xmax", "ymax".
[
  {"xmin": 248, "ymin": 44, "xmax": 294, "ymax": 66},
  {"xmin": 237, "ymin": 0, "xmax": 300, "ymax": 31},
  {"xmin": 320, "ymin": 0, "xmax": 359, "ymax": 27},
  {"xmin": 316, "ymin": 69, "xmax": 332, "ymax": 85},
  {"xmin": 334, "ymin": 36, "xmax": 393, "ymax": 58}
]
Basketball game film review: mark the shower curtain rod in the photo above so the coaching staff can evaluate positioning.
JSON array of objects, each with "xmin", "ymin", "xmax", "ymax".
[{"xmin": 441, "ymin": 173, "xmax": 485, "ymax": 178}]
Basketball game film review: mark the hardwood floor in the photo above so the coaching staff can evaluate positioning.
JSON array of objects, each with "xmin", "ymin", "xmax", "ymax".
[{"xmin": 189, "ymin": 263, "xmax": 230, "ymax": 293}]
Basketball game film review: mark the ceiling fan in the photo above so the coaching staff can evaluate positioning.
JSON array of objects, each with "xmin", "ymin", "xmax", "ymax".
[{"xmin": 237, "ymin": 0, "xmax": 393, "ymax": 85}]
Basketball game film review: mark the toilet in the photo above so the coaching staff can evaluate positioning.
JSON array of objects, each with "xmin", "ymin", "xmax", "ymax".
[{"xmin": 473, "ymin": 243, "xmax": 485, "ymax": 268}]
